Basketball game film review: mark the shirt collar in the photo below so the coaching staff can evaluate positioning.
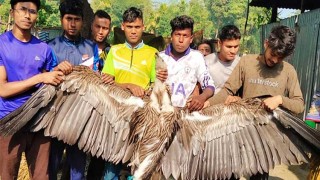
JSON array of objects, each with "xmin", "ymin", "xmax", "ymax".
[
  {"xmin": 62, "ymin": 34, "xmax": 82, "ymax": 45},
  {"xmin": 165, "ymin": 44, "xmax": 191, "ymax": 60},
  {"xmin": 125, "ymin": 40, "xmax": 145, "ymax": 49}
]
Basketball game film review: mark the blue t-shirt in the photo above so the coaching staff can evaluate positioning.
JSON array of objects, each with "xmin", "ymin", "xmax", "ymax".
[
  {"xmin": 0, "ymin": 31, "xmax": 53, "ymax": 118},
  {"xmin": 48, "ymin": 36, "xmax": 99, "ymax": 71}
]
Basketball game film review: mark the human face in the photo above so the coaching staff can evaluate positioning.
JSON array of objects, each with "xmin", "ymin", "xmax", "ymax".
[
  {"xmin": 11, "ymin": 2, "xmax": 38, "ymax": 30},
  {"xmin": 198, "ymin": 43, "xmax": 211, "ymax": 56},
  {"xmin": 263, "ymin": 41, "xmax": 285, "ymax": 67},
  {"xmin": 121, "ymin": 18, "xmax": 144, "ymax": 48},
  {"xmin": 218, "ymin": 38, "xmax": 240, "ymax": 62},
  {"xmin": 171, "ymin": 28, "xmax": 193, "ymax": 54},
  {"xmin": 91, "ymin": 16, "xmax": 111, "ymax": 43},
  {"xmin": 61, "ymin": 14, "xmax": 83, "ymax": 40}
]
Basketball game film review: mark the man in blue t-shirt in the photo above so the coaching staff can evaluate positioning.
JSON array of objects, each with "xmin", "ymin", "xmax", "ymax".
[
  {"xmin": 47, "ymin": 0, "xmax": 99, "ymax": 180},
  {"xmin": 0, "ymin": 0, "xmax": 64, "ymax": 179}
]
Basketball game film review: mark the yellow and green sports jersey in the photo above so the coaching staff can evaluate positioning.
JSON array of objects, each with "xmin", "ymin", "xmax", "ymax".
[{"xmin": 102, "ymin": 43, "xmax": 158, "ymax": 90}]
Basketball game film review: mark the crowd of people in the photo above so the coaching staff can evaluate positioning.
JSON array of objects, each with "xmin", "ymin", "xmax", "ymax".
[{"xmin": 0, "ymin": 0, "xmax": 304, "ymax": 179}]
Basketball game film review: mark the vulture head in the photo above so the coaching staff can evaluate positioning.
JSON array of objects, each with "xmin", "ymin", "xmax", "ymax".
[{"xmin": 1, "ymin": 55, "xmax": 320, "ymax": 180}]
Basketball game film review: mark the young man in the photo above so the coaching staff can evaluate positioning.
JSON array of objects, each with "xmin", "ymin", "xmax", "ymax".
[
  {"xmin": 208, "ymin": 26, "xmax": 304, "ymax": 179},
  {"xmin": 87, "ymin": 9, "xmax": 112, "ymax": 180},
  {"xmin": 0, "ymin": 0, "xmax": 64, "ymax": 179},
  {"xmin": 91, "ymin": 10, "xmax": 112, "ymax": 71},
  {"xmin": 102, "ymin": 7, "xmax": 158, "ymax": 179},
  {"xmin": 47, "ymin": 0, "xmax": 99, "ymax": 179},
  {"xmin": 158, "ymin": 15, "xmax": 215, "ymax": 111},
  {"xmin": 205, "ymin": 25, "xmax": 241, "ymax": 93}
]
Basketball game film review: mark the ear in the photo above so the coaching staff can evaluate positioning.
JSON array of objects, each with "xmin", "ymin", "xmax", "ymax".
[
  {"xmin": 189, "ymin": 34, "xmax": 194, "ymax": 44},
  {"xmin": 10, "ymin": 9, "xmax": 14, "ymax": 17},
  {"xmin": 264, "ymin": 40, "xmax": 268, "ymax": 49},
  {"xmin": 121, "ymin": 23, "xmax": 124, "ymax": 31},
  {"xmin": 217, "ymin": 39, "xmax": 222, "ymax": 52}
]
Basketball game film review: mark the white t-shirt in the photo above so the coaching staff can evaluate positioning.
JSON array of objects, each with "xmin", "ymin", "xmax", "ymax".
[
  {"xmin": 159, "ymin": 48, "xmax": 215, "ymax": 107},
  {"xmin": 205, "ymin": 53, "xmax": 240, "ymax": 93}
]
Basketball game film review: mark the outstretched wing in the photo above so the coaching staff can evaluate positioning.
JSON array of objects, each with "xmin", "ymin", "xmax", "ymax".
[
  {"xmin": 0, "ymin": 65, "xmax": 144, "ymax": 163},
  {"xmin": 160, "ymin": 98, "xmax": 320, "ymax": 180}
]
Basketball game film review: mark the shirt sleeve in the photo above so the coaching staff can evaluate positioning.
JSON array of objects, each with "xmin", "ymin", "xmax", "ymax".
[
  {"xmin": 196, "ymin": 54, "xmax": 215, "ymax": 92},
  {"xmin": 0, "ymin": 54, "xmax": 3, "ymax": 66},
  {"xmin": 92, "ymin": 44, "xmax": 100, "ymax": 72},
  {"xmin": 44, "ymin": 47, "xmax": 53, "ymax": 71},
  {"xmin": 150, "ymin": 53, "xmax": 157, "ymax": 83},
  {"xmin": 49, "ymin": 50, "xmax": 58, "ymax": 71},
  {"xmin": 281, "ymin": 68, "xmax": 304, "ymax": 114},
  {"xmin": 102, "ymin": 48, "xmax": 115, "ymax": 76}
]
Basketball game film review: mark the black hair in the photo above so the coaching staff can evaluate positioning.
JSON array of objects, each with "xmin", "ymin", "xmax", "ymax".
[
  {"xmin": 197, "ymin": 39, "xmax": 213, "ymax": 52},
  {"xmin": 59, "ymin": 0, "xmax": 83, "ymax": 18},
  {"xmin": 219, "ymin": 25, "xmax": 241, "ymax": 42},
  {"xmin": 10, "ymin": 0, "xmax": 40, "ymax": 10},
  {"xmin": 94, "ymin": 10, "xmax": 111, "ymax": 21},
  {"xmin": 170, "ymin": 15, "xmax": 194, "ymax": 35},
  {"xmin": 122, "ymin": 7, "xmax": 143, "ymax": 23},
  {"xmin": 267, "ymin": 25, "xmax": 296, "ymax": 57}
]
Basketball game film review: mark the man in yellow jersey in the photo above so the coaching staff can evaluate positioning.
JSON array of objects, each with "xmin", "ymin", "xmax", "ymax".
[
  {"xmin": 101, "ymin": 7, "xmax": 158, "ymax": 180},
  {"xmin": 102, "ymin": 7, "xmax": 157, "ymax": 98}
]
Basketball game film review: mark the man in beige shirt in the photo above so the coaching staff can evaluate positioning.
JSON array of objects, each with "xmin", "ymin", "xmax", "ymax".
[
  {"xmin": 208, "ymin": 24, "xmax": 304, "ymax": 180},
  {"xmin": 209, "ymin": 25, "xmax": 304, "ymax": 115}
]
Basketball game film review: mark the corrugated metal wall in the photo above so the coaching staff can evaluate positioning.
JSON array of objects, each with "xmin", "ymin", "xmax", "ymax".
[{"xmin": 260, "ymin": 9, "xmax": 320, "ymax": 118}]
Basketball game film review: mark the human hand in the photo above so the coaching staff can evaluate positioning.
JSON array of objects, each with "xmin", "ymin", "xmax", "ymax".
[
  {"xmin": 101, "ymin": 73, "xmax": 114, "ymax": 85},
  {"xmin": 54, "ymin": 61, "xmax": 73, "ymax": 75},
  {"xmin": 126, "ymin": 84, "xmax": 145, "ymax": 98},
  {"xmin": 40, "ymin": 71, "xmax": 64, "ymax": 86},
  {"xmin": 263, "ymin": 95, "xmax": 282, "ymax": 111},
  {"xmin": 156, "ymin": 69, "xmax": 168, "ymax": 82},
  {"xmin": 187, "ymin": 95, "xmax": 206, "ymax": 112},
  {"xmin": 224, "ymin": 95, "xmax": 241, "ymax": 105}
]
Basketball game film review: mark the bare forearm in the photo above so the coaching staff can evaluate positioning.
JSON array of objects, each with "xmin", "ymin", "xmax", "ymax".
[
  {"xmin": 0, "ymin": 74, "xmax": 42, "ymax": 98},
  {"xmin": 199, "ymin": 88, "xmax": 214, "ymax": 101}
]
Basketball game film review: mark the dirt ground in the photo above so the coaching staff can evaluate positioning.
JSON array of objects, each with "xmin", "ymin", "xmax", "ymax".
[{"xmin": 239, "ymin": 164, "xmax": 310, "ymax": 180}]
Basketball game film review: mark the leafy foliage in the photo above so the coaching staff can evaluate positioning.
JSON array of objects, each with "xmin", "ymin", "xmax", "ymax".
[
  {"xmin": 0, "ymin": 0, "xmax": 10, "ymax": 32},
  {"xmin": 37, "ymin": 0, "xmax": 60, "ymax": 27},
  {"xmin": 0, "ymin": 0, "xmax": 273, "ymax": 53}
]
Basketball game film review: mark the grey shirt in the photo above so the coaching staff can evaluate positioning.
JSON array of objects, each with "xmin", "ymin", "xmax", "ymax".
[{"xmin": 205, "ymin": 52, "xmax": 240, "ymax": 93}]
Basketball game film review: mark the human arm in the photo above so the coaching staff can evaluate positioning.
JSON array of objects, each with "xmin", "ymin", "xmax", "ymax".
[
  {"xmin": 101, "ymin": 73, "xmax": 115, "ymax": 85},
  {"xmin": 0, "ymin": 66, "xmax": 64, "ymax": 98},
  {"xmin": 116, "ymin": 83, "xmax": 145, "ymax": 98},
  {"xmin": 188, "ymin": 87, "xmax": 214, "ymax": 111},
  {"xmin": 50, "ymin": 50, "xmax": 73, "ymax": 75},
  {"xmin": 263, "ymin": 69, "xmax": 304, "ymax": 114},
  {"xmin": 156, "ymin": 69, "xmax": 168, "ymax": 82},
  {"xmin": 208, "ymin": 58, "xmax": 245, "ymax": 105}
]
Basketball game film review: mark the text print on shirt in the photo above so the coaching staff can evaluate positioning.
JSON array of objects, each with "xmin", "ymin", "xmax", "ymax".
[{"xmin": 249, "ymin": 78, "xmax": 279, "ymax": 88}]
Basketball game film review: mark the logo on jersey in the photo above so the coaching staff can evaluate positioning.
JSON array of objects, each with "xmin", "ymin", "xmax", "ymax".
[
  {"xmin": 82, "ymin": 54, "xmax": 89, "ymax": 61},
  {"xmin": 34, "ymin": 56, "xmax": 40, "ymax": 61},
  {"xmin": 185, "ymin": 66, "xmax": 191, "ymax": 74},
  {"xmin": 141, "ymin": 60, "xmax": 147, "ymax": 65}
]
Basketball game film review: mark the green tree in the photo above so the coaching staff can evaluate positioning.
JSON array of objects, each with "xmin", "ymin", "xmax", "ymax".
[
  {"xmin": 37, "ymin": 0, "xmax": 60, "ymax": 27},
  {"xmin": 0, "ymin": 0, "xmax": 11, "ymax": 32}
]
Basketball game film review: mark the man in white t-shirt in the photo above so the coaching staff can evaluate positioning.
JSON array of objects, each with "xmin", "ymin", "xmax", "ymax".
[
  {"xmin": 158, "ymin": 15, "xmax": 215, "ymax": 111},
  {"xmin": 205, "ymin": 25, "xmax": 241, "ymax": 93}
]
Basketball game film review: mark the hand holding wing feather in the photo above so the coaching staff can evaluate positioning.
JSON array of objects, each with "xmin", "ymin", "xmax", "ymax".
[{"xmin": 0, "ymin": 65, "xmax": 145, "ymax": 164}]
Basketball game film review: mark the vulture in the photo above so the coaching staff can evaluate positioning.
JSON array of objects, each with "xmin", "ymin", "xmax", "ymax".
[{"xmin": 1, "ymin": 55, "xmax": 320, "ymax": 180}]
